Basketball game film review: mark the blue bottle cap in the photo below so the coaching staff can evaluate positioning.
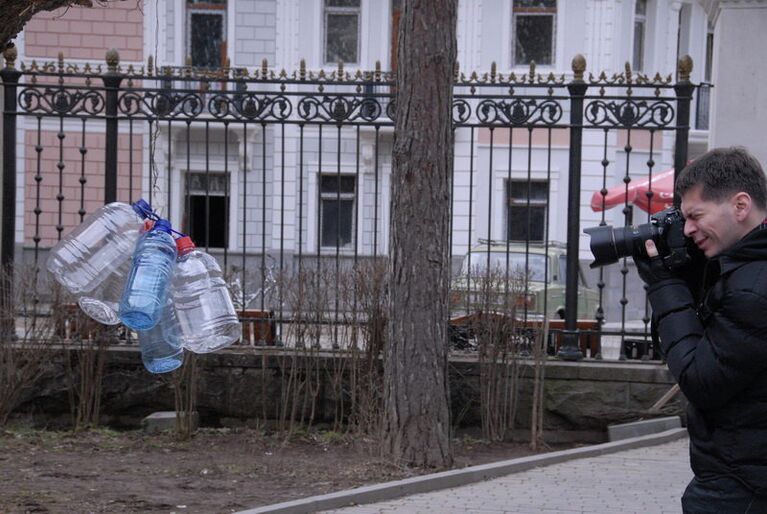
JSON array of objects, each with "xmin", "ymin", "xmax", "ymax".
[
  {"xmin": 132, "ymin": 198, "xmax": 153, "ymax": 219},
  {"xmin": 151, "ymin": 218, "xmax": 173, "ymax": 234}
]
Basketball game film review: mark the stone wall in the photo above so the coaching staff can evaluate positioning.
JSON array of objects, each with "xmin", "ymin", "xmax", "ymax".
[{"xmin": 16, "ymin": 347, "xmax": 684, "ymax": 441}]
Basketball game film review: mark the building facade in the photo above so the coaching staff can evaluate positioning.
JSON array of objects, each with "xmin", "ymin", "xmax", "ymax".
[{"xmin": 10, "ymin": 0, "xmax": 715, "ymax": 323}]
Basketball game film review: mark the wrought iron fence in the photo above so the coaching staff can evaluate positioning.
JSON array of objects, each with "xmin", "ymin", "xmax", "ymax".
[{"xmin": 0, "ymin": 47, "xmax": 704, "ymax": 359}]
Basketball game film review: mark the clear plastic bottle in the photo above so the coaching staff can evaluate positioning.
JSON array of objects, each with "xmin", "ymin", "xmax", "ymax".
[
  {"xmin": 46, "ymin": 199, "xmax": 153, "ymax": 299},
  {"xmin": 119, "ymin": 219, "xmax": 177, "ymax": 331},
  {"xmin": 77, "ymin": 219, "xmax": 156, "ymax": 325},
  {"xmin": 137, "ymin": 300, "xmax": 184, "ymax": 374},
  {"xmin": 167, "ymin": 236, "xmax": 241, "ymax": 353}
]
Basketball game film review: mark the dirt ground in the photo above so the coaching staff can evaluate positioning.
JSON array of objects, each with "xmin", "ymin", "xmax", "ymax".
[{"xmin": 0, "ymin": 425, "xmax": 571, "ymax": 514}]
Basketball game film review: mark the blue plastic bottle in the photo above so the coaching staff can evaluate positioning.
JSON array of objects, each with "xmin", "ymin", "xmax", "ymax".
[
  {"xmin": 119, "ymin": 219, "xmax": 177, "ymax": 331},
  {"xmin": 137, "ymin": 301, "xmax": 183, "ymax": 374}
]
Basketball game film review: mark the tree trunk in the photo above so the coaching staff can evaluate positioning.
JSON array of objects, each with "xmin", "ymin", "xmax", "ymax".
[{"xmin": 383, "ymin": 0, "xmax": 457, "ymax": 468}]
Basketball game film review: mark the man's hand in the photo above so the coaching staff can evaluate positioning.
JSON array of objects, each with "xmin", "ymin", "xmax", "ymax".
[{"xmin": 633, "ymin": 240, "xmax": 675, "ymax": 286}]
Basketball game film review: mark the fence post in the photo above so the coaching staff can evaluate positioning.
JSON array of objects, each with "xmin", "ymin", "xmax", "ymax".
[
  {"xmin": 0, "ymin": 47, "xmax": 22, "ymax": 339},
  {"xmin": 558, "ymin": 54, "xmax": 588, "ymax": 361},
  {"xmin": 673, "ymin": 55, "xmax": 694, "ymax": 203},
  {"xmin": 102, "ymin": 49, "xmax": 123, "ymax": 204}
]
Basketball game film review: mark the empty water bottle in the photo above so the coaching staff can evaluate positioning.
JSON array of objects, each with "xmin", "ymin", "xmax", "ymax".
[
  {"xmin": 47, "ymin": 200, "xmax": 153, "ymax": 312},
  {"xmin": 119, "ymin": 219, "xmax": 177, "ymax": 331},
  {"xmin": 137, "ymin": 300, "xmax": 183, "ymax": 374},
  {"xmin": 167, "ymin": 236, "xmax": 241, "ymax": 353}
]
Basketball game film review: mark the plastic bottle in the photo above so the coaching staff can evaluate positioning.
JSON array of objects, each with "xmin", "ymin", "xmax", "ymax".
[
  {"xmin": 46, "ymin": 199, "xmax": 153, "ymax": 300},
  {"xmin": 77, "ymin": 220, "xmax": 157, "ymax": 325},
  {"xmin": 119, "ymin": 219, "xmax": 177, "ymax": 331},
  {"xmin": 167, "ymin": 236, "xmax": 241, "ymax": 353},
  {"xmin": 137, "ymin": 300, "xmax": 184, "ymax": 374}
]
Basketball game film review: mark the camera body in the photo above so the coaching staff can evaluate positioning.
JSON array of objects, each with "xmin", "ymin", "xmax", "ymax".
[{"xmin": 584, "ymin": 207, "xmax": 692, "ymax": 269}]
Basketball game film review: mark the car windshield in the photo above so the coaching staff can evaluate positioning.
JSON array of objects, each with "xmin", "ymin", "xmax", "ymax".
[{"xmin": 461, "ymin": 251, "xmax": 548, "ymax": 282}]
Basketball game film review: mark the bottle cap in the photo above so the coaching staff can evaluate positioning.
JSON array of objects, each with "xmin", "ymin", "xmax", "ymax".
[
  {"xmin": 141, "ymin": 219, "xmax": 155, "ymax": 233},
  {"xmin": 152, "ymin": 219, "xmax": 173, "ymax": 234},
  {"xmin": 175, "ymin": 236, "xmax": 196, "ymax": 256},
  {"xmin": 132, "ymin": 198, "xmax": 153, "ymax": 219}
]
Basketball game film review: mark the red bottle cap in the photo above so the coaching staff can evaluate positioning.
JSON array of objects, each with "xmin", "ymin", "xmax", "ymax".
[
  {"xmin": 175, "ymin": 236, "xmax": 196, "ymax": 256},
  {"xmin": 142, "ymin": 219, "xmax": 155, "ymax": 233}
]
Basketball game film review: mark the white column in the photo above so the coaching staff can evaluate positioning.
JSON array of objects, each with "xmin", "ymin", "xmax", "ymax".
[{"xmin": 706, "ymin": 0, "xmax": 767, "ymax": 166}]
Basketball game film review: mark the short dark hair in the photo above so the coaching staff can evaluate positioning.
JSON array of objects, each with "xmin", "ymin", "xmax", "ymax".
[{"xmin": 675, "ymin": 147, "xmax": 767, "ymax": 211}]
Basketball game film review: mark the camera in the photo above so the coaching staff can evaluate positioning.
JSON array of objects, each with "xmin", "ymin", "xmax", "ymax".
[{"xmin": 584, "ymin": 207, "xmax": 692, "ymax": 269}]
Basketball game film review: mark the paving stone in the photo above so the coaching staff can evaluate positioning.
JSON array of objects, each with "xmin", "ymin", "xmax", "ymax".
[{"xmin": 319, "ymin": 438, "xmax": 691, "ymax": 514}]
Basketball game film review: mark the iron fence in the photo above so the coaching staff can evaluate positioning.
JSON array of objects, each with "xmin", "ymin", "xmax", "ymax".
[{"xmin": 0, "ymin": 47, "xmax": 706, "ymax": 359}]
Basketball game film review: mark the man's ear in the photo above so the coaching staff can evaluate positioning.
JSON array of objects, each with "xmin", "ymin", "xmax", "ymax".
[{"xmin": 732, "ymin": 192, "xmax": 752, "ymax": 221}]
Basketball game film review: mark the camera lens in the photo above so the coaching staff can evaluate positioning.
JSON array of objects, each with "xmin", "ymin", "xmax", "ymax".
[{"xmin": 584, "ymin": 223, "xmax": 657, "ymax": 268}]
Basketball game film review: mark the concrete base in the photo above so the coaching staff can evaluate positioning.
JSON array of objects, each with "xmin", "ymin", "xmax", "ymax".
[
  {"xmin": 608, "ymin": 416, "xmax": 681, "ymax": 442},
  {"xmin": 142, "ymin": 411, "xmax": 199, "ymax": 434}
]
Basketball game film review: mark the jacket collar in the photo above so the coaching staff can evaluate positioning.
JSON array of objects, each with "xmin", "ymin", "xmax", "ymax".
[{"xmin": 715, "ymin": 219, "xmax": 767, "ymax": 275}]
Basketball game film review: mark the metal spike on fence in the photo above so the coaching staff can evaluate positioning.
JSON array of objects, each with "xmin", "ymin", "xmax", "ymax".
[
  {"xmin": 678, "ymin": 55, "xmax": 693, "ymax": 82},
  {"xmin": 3, "ymin": 46, "xmax": 17, "ymax": 69},
  {"xmin": 105, "ymin": 49, "xmax": 119, "ymax": 73},
  {"xmin": 572, "ymin": 54, "xmax": 586, "ymax": 82}
]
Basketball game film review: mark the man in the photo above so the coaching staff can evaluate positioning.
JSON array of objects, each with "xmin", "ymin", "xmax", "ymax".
[{"xmin": 634, "ymin": 147, "xmax": 767, "ymax": 513}]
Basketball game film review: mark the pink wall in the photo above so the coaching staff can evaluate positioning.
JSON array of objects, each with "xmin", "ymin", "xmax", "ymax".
[
  {"xmin": 617, "ymin": 129, "xmax": 664, "ymax": 152},
  {"xmin": 24, "ymin": 3, "xmax": 143, "ymax": 62},
  {"xmin": 478, "ymin": 128, "xmax": 569, "ymax": 147},
  {"xmin": 24, "ymin": 130, "xmax": 143, "ymax": 247}
]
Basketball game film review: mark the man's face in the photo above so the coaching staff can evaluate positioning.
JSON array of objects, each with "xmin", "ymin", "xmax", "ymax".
[{"xmin": 681, "ymin": 186, "xmax": 742, "ymax": 258}]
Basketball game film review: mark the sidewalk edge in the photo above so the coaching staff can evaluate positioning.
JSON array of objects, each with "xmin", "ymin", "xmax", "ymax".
[{"xmin": 235, "ymin": 427, "xmax": 688, "ymax": 514}]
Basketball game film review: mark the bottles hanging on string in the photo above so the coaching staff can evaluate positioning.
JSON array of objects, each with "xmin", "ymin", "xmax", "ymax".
[{"xmin": 48, "ymin": 202, "xmax": 242, "ymax": 374}]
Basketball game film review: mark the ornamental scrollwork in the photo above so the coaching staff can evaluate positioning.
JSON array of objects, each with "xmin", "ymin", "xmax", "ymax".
[
  {"xmin": 476, "ymin": 98, "xmax": 563, "ymax": 126},
  {"xmin": 117, "ymin": 91, "xmax": 206, "ymax": 119},
  {"xmin": 584, "ymin": 99, "xmax": 674, "ymax": 128},
  {"xmin": 206, "ymin": 94, "xmax": 293, "ymax": 121},
  {"xmin": 452, "ymin": 99, "xmax": 471, "ymax": 124},
  {"xmin": 297, "ymin": 95, "xmax": 390, "ymax": 123},
  {"xmin": 19, "ymin": 87, "xmax": 105, "ymax": 116}
]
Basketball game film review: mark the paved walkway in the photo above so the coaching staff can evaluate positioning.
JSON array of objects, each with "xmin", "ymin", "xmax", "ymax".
[{"xmin": 320, "ymin": 438, "xmax": 692, "ymax": 514}]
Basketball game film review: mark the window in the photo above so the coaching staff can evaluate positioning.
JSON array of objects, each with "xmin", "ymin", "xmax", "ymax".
[
  {"xmin": 186, "ymin": 172, "xmax": 229, "ymax": 248},
  {"xmin": 187, "ymin": 0, "xmax": 227, "ymax": 69},
  {"xmin": 633, "ymin": 0, "xmax": 647, "ymax": 71},
  {"xmin": 704, "ymin": 24, "xmax": 714, "ymax": 82},
  {"xmin": 507, "ymin": 180, "xmax": 548, "ymax": 242},
  {"xmin": 320, "ymin": 175, "xmax": 356, "ymax": 248},
  {"xmin": 512, "ymin": 0, "xmax": 557, "ymax": 66},
  {"xmin": 324, "ymin": 0, "xmax": 361, "ymax": 64}
]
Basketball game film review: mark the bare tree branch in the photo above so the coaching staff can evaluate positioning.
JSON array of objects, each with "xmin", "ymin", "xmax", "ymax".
[{"xmin": 1, "ymin": 0, "xmax": 94, "ymax": 52}]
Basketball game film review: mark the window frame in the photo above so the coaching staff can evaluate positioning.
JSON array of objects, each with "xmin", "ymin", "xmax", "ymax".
[
  {"xmin": 506, "ymin": 179, "xmax": 549, "ymax": 243},
  {"xmin": 323, "ymin": 0, "xmax": 362, "ymax": 65},
  {"xmin": 632, "ymin": 0, "xmax": 647, "ymax": 72},
  {"xmin": 184, "ymin": 170, "xmax": 232, "ymax": 250},
  {"xmin": 511, "ymin": 0, "xmax": 558, "ymax": 68},
  {"xmin": 186, "ymin": 0, "xmax": 227, "ymax": 70},
  {"xmin": 319, "ymin": 173, "xmax": 357, "ymax": 249}
]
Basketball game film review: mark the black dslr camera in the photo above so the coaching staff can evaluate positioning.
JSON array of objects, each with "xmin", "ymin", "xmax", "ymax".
[{"xmin": 584, "ymin": 207, "xmax": 693, "ymax": 270}]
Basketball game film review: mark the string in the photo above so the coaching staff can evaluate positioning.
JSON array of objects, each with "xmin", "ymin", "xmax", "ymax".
[{"xmin": 134, "ymin": 201, "xmax": 188, "ymax": 239}]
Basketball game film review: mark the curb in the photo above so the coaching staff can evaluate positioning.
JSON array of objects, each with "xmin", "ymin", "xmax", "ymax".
[{"xmin": 234, "ymin": 427, "xmax": 688, "ymax": 514}]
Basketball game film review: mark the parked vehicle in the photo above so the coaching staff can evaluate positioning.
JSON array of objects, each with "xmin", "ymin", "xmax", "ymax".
[{"xmin": 449, "ymin": 240, "xmax": 599, "ymax": 321}]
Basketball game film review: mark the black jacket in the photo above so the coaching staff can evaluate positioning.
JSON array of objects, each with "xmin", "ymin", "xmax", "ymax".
[{"xmin": 648, "ymin": 223, "xmax": 767, "ymax": 493}]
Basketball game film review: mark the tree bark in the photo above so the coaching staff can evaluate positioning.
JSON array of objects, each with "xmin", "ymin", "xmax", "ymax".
[
  {"xmin": 1, "ymin": 0, "xmax": 94, "ymax": 52},
  {"xmin": 383, "ymin": 0, "xmax": 457, "ymax": 468}
]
